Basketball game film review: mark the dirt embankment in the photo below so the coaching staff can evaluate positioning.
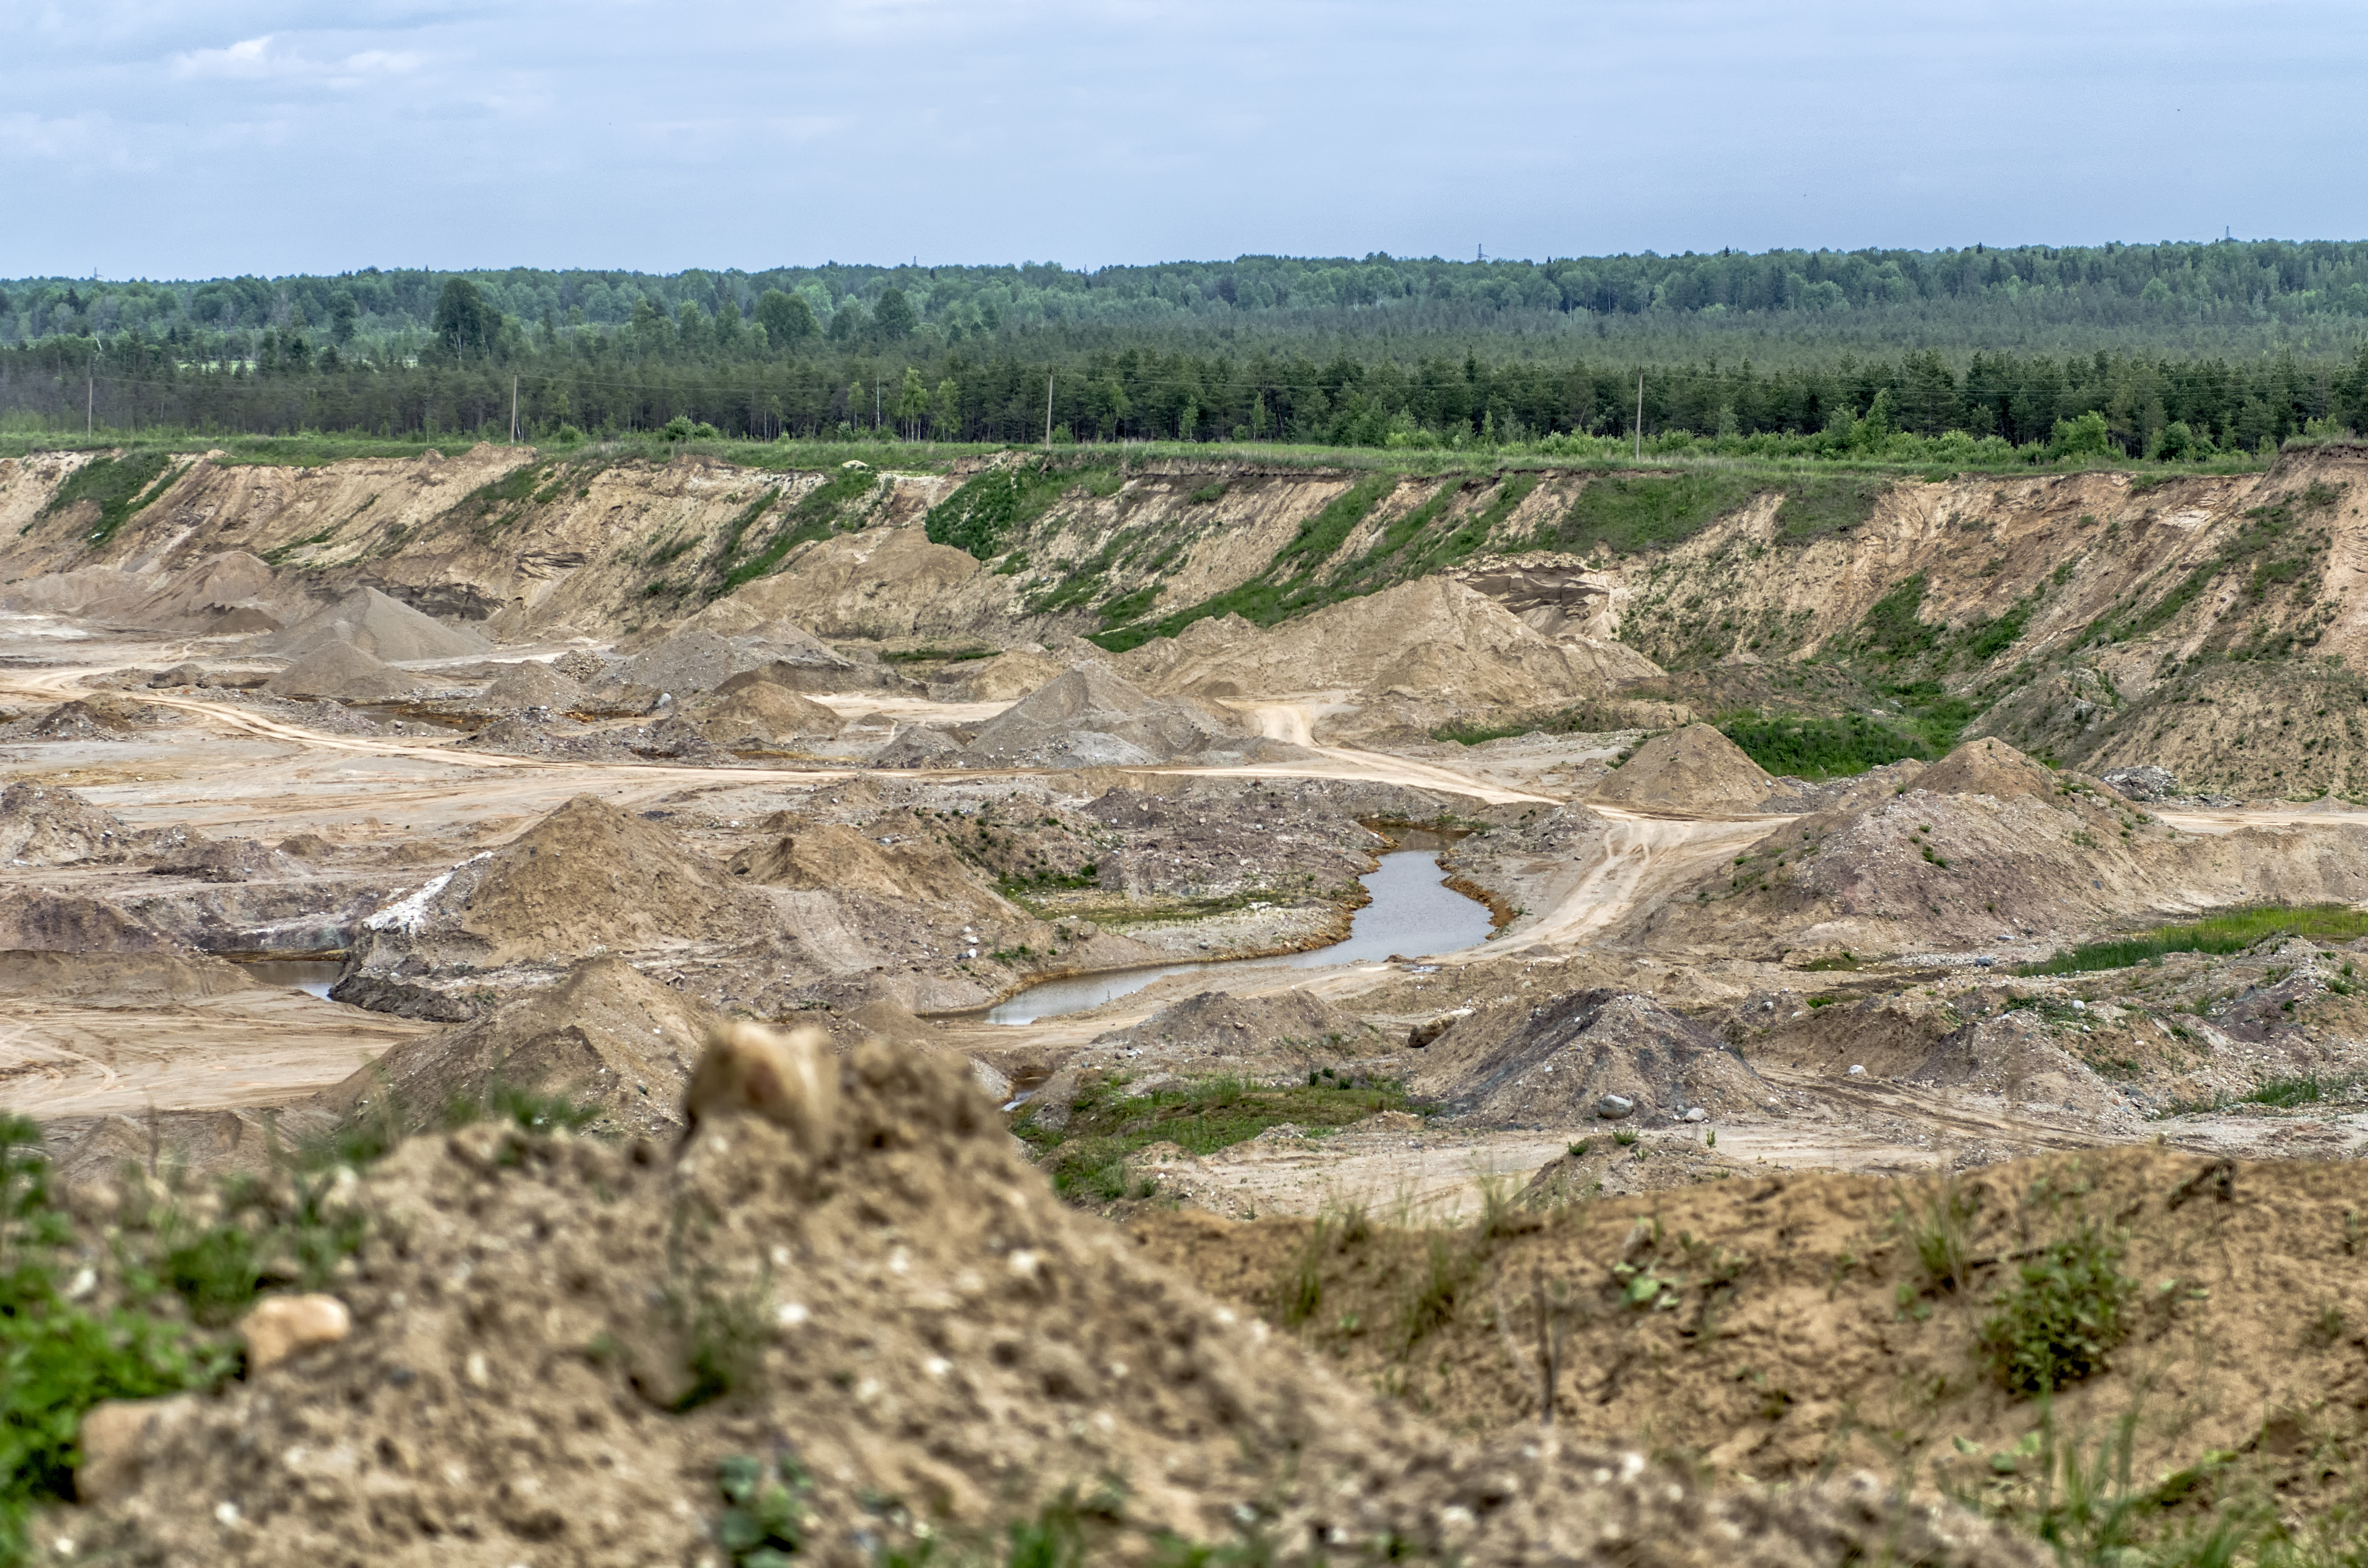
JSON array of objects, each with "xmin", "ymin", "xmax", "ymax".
[{"xmin": 62, "ymin": 1032, "xmax": 2042, "ymax": 1568}]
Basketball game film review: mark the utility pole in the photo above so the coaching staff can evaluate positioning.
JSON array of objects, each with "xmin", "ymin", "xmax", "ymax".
[
  {"xmin": 87, "ymin": 352, "xmax": 94, "ymax": 436},
  {"xmin": 1634, "ymin": 374, "xmax": 1644, "ymax": 462},
  {"xmin": 510, "ymin": 375, "xmax": 519, "ymax": 443},
  {"xmin": 1044, "ymin": 371, "xmax": 1054, "ymax": 446}
]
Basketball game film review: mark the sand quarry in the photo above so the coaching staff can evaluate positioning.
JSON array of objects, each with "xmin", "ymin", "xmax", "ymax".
[{"xmin": 8, "ymin": 446, "xmax": 2368, "ymax": 1561}]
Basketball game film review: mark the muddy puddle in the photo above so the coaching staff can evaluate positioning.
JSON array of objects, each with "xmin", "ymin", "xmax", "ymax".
[{"xmin": 982, "ymin": 850, "xmax": 1494, "ymax": 1026}]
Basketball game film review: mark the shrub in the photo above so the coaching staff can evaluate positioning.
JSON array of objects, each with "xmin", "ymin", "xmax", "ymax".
[{"xmin": 1979, "ymin": 1222, "xmax": 2134, "ymax": 1395}]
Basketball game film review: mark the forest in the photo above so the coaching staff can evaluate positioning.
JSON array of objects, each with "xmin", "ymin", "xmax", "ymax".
[{"xmin": 4, "ymin": 242, "xmax": 2368, "ymax": 458}]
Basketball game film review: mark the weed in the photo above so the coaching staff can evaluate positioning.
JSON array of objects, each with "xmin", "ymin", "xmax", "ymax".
[
  {"xmin": 40, "ymin": 449, "xmax": 179, "ymax": 545},
  {"xmin": 669, "ymin": 1266, "xmax": 772, "ymax": 1411},
  {"xmin": 1720, "ymin": 711, "xmax": 1932, "ymax": 777},
  {"xmin": 1277, "ymin": 1218, "xmax": 1330, "ymax": 1328},
  {"xmin": 1978, "ymin": 1221, "xmax": 2135, "ymax": 1396},
  {"xmin": 1614, "ymin": 1128, "xmax": 1640, "ymax": 1147},
  {"xmin": 2015, "ymin": 903, "xmax": 2368, "ymax": 976},
  {"xmin": 2304, "ymin": 1301, "xmax": 2348, "ymax": 1349},
  {"xmin": 1897, "ymin": 1175, "xmax": 1979, "ymax": 1294},
  {"xmin": 1395, "ymin": 1230, "xmax": 1476, "ymax": 1353},
  {"xmin": 713, "ymin": 1450, "xmax": 815, "ymax": 1564}
]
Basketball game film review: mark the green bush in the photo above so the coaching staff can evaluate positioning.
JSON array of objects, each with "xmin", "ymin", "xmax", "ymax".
[
  {"xmin": 2017, "ymin": 903, "xmax": 2368, "ymax": 976},
  {"xmin": 1719, "ymin": 712, "xmax": 1932, "ymax": 777},
  {"xmin": 1979, "ymin": 1222, "xmax": 2134, "ymax": 1395}
]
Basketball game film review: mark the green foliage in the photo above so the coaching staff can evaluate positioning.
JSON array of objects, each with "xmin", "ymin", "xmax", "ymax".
[
  {"xmin": 0, "ymin": 1117, "xmax": 238, "ymax": 1560},
  {"xmin": 2016, "ymin": 904, "xmax": 2368, "ymax": 976},
  {"xmin": 1979, "ymin": 1222, "xmax": 2135, "ymax": 1396},
  {"xmin": 1897, "ymin": 1176, "xmax": 1978, "ymax": 1294},
  {"xmin": 713, "ymin": 1451, "xmax": 814, "ymax": 1565},
  {"xmin": 1858, "ymin": 571, "xmax": 1939, "ymax": 658},
  {"xmin": 1771, "ymin": 473, "xmax": 1893, "ymax": 541},
  {"xmin": 1961, "ymin": 594, "xmax": 2036, "ymax": 661},
  {"xmin": 1019, "ymin": 1075, "xmax": 1410, "ymax": 1204},
  {"xmin": 753, "ymin": 289, "xmax": 815, "ymax": 346},
  {"xmin": 40, "ymin": 449, "xmax": 178, "ymax": 545},
  {"xmin": 715, "ymin": 467, "xmax": 876, "ymax": 595},
  {"xmin": 1550, "ymin": 470, "xmax": 1769, "ymax": 554},
  {"xmin": 1719, "ymin": 711, "xmax": 1933, "ymax": 777},
  {"xmin": 925, "ymin": 459, "xmax": 1113, "ymax": 560}
]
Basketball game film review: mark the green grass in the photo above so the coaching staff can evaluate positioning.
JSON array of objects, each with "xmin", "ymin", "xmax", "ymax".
[
  {"xmin": 1771, "ymin": 472, "xmax": 1894, "ymax": 541},
  {"xmin": 880, "ymin": 644, "xmax": 998, "ymax": 664},
  {"xmin": 1545, "ymin": 469, "xmax": 1772, "ymax": 555},
  {"xmin": 1719, "ymin": 711, "xmax": 1934, "ymax": 777},
  {"xmin": 37, "ymin": 449, "xmax": 181, "ymax": 545},
  {"xmin": 713, "ymin": 465, "xmax": 880, "ymax": 595},
  {"xmin": 2015, "ymin": 904, "xmax": 2368, "ymax": 976},
  {"xmin": 1018, "ymin": 1075, "xmax": 1409, "ymax": 1203},
  {"xmin": 924, "ymin": 456, "xmax": 1119, "ymax": 559}
]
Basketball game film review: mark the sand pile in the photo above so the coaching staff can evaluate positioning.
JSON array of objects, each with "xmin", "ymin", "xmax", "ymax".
[
  {"xmin": 957, "ymin": 662, "xmax": 1246, "ymax": 768},
  {"xmin": 348, "ymin": 796, "xmax": 755, "ymax": 972},
  {"xmin": 1623, "ymin": 737, "xmax": 2368, "ymax": 957},
  {"xmin": 146, "ymin": 836, "xmax": 297, "ymax": 884},
  {"xmin": 0, "ymin": 782, "xmax": 138, "ymax": 865},
  {"xmin": 0, "ymin": 947, "xmax": 265, "ymax": 1003},
  {"xmin": 4, "ymin": 697, "xmax": 154, "ymax": 740},
  {"xmin": 1090, "ymin": 989, "xmax": 1377, "ymax": 1070},
  {"xmin": 480, "ymin": 660, "xmax": 583, "ymax": 710},
  {"xmin": 730, "ymin": 820, "xmax": 1014, "ymax": 922},
  {"xmin": 69, "ymin": 1030, "xmax": 2035, "ymax": 1568},
  {"xmin": 1586, "ymin": 723, "xmax": 1776, "ymax": 814},
  {"xmin": 0, "ymin": 890, "xmax": 176, "ymax": 952},
  {"xmin": 1121, "ymin": 579, "xmax": 1658, "ymax": 703},
  {"xmin": 716, "ymin": 524, "xmax": 989, "ymax": 640},
  {"xmin": 265, "ymin": 587, "xmax": 491, "ymax": 662},
  {"xmin": 122, "ymin": 550, "xmax": 284, "ymax": 633},
  {"xmin": 265, "ymin": 640, "xmax": 418, "ymax": 702},
  {"xmin": 1409, "ymin": 987, "xmax": 1768, "ymax": 1125},
  {"xmin": 313, "ymin": 957, "xmax": 718, "ymax": 1143},
  {"xmin": 617, "ymin": 617, "xmax": 857, "ymax": 697},
  {"xmin": 691, "ymin": 682, "xmax": 843, "ymax": 745},
  {"xmin": 935, "ymin": 648, "xmax": 1063, "ymax": 701}
]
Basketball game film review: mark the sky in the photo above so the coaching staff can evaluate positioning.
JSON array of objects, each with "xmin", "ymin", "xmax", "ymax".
[{"xmin": 5, "ymin": 0, "xmax": 2363, "ymax": 279}]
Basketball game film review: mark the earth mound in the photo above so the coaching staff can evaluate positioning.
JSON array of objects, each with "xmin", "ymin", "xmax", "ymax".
[
  {"xmin": 1407, "ymin": 987, "xmax": 1768, "ymax": 1125},
  {"xmin": 70, "ymin": 1031, "xmax": 2036, "ymax": 1568},
  {"xmin": 480, "ymin": 660, "xmax": 583, "ymax": 710},
  {"xmin": 617, "ymin": 618, "xmax": 857, "ymax": 697},
  {"xmin": 264, "ymin": 586, "xmax": 492, "ymax": 662},
  {"xmin": 1090, "ymin": 989, "xmax": 1376, "ymax": 1071},
  {"xmin": 1123, "ymin": 578, "xmax": 1660, "ymax": 705},
  {"xmin": 264, "ymin": 640, "xmax": 418, "ymax": 702},
  {"xmin": 313, "ymin": 956, "xmax": 719, "ymax": 1142},
  {"xmin": 3, "ymin": 697, "xmax": 155, "ymax": 740},
  {"xmin": 0, "ymin": 890, "xmax": 176, "ymax": 952},
  {"xmin": 729, "ymin": 820, "xmax": 1013, "ymax": 921},
  {"xmin": 1586, "ymin": 723, "xmax": 1776, "ymax": 814},
  {"xmin": 147, "ymin": 836, "xmax": 297, "ymax": 884},
  {"xmin": 936, "ymin": 648, "xmax": 1062, "ymax": 701},
  {"xmin": 118, "ymin": 550, "xmax": 284, "ymax": 633},
  {"xmin": 0, "ymin": 948, "xmax": 266, "ymax": 1003},
  {"xmin": 0, "ymin": 782, "xmax": 138, "ymax": 865},
  {"xmin": 691, "ymin": 682, "xmax": 843, "ymax": 745},
  {"xmin": 957, "ymin": 662, "xmax": 1246, "ymax": 768},
  {"xmin": 1913, "ymin": 737, "xmax": 2063, "ymax": 800},
  {"xmin": 351, "ymin": 795, "xmax": 753, "ymax": 969}
]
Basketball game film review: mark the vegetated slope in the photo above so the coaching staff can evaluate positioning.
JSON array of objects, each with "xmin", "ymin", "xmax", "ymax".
[
  {"xmin": 1137, "ymin": 1143, "xmax": 2368, "ymax": 1556},
  {"xmin": 12, "ymin": 438, "xmax": 2368, "ymax": 792}
]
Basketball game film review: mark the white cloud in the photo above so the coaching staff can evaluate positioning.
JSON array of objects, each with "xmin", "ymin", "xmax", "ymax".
[{"xmin": 170, "ymin": 33, "xmax": 423, "ymax": 84}]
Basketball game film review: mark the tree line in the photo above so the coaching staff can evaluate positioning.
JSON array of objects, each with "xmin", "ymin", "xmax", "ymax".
[{"xmin": 5, "ymin": 286, "xmax": 2363, "ymax": 461}]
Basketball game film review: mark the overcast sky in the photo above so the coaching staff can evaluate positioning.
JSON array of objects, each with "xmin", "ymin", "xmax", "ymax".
[{"xmin": 6, "ymin": 0, "xmax": 2361, "ymax": 279}]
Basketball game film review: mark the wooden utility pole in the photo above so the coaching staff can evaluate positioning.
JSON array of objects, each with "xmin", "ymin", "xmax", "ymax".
[
  {"xmin": 87, "ymin": 353, "xmax": 94, "ymax": 436},
  {"xmin": 510, "ymin": 375, "xmax": 519, "ymax": 443},
  {"xmin": 1634, "ymin": 374, "xmax": 1643, "ymax": 461},
  {"xmin": 1044, "ymin": 371, "xmax": 1054, "ymax": 446}
]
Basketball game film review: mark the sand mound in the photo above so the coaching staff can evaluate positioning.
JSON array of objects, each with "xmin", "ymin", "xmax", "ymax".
[
  {"xmin": 958, "ymin": 662, "xmax": 1245, "ymax": 767},
  {"xmin": 1586, "ymin": 723, "xmax": 1776, "ymax": 814},
  {"xmin": 1122, "ymin": 579, "xmax": 1659, "ymax": 703},
  {"xmin": 1915, "ymin": 736, "xmax": 2062, "ymax": 800},
  {"xmin": 1408, "ymin": 987, "xmax": 1768, "ymax": 1125},
  {"xmin": 691, "ymin": 682, "xmax": 843, "ymax": 744},
  {"xmin": 265, "ymin": 586, "xmax": 491, "ymax": 662},
  {"xmin": 1092, "ymin": 989, "xmax": 1370, "ymax": 1067},
  {"xmin": 937, "ymin": 648, "xmax": 1063, "ymax": 701},
  {"xmin": 480, "ymin": 660, "xmax": 583, "ymax": 710},
  {"xmin": 730, "ymin": 821, "xmax": 1013, "ymax": 920},
  {"xmin": 265, "ymin": 640, "xmax": 416, "ymax": 702},
  {"xmin": 353, "ymin": 796, "xmax": 752, "ymax": 970},
  {"xmin": 313, "ymin": 956, "xmax": 718, "ymax": 1142},
  {"xmin": 871, "ymin": 725, "xmax": 965, "ymax": 768},
  {"xmin": 73, "ymin": 1034, "xmax": 2034, "ymax": 1568},
  {"xmin": 147, "ymin": 836, "xmax": 296, "ymax": 884},
  {"xmin": 618, "ymin": 619, "xmax": 856, "ymax": 698},
  {"xmin": 0, "ymin": 890, "xmax": 175, "ymax": 952},
  {"xmin": 4, "ymin": 697, "xmax": 153, "ymax": 740},
  {"xmin": 0, "ymin": 782, "xmax": 136, "ymax": 865},
  {"xmin": 122, "ymin": 550, "xmax": 284, "ymax": 633},
  {"xmin": 0, "ymin": 948, "xmax": 264, "ymax": 1003}
]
